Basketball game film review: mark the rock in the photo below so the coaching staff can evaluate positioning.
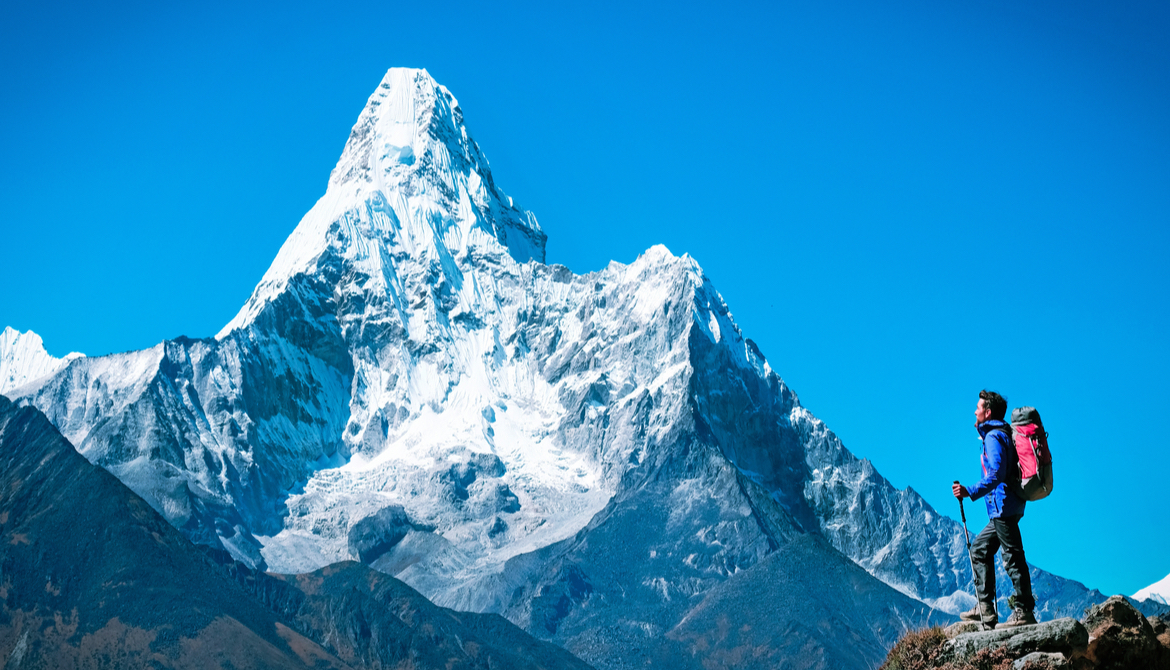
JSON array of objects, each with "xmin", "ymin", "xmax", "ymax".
[
  {"xmin": 1083, "ymin": 595, "xmax": 1153, "ymax": 634},
  {"xmin": 347, "ymin": 504, "xmax": 414, "ymax": 562},
  {"xmin": 938, "ymin": 617, "xmax": 1088, "ymax": 665},
  {"xmin": 1013, "ymin": 651, "xmax": 1068, "ymax": 669},
  {"xmin": 1081, "ymin": 595, "xmax": 1168, "ymax": 670},
  {"xmin": 944, "ymin": 621, "xmax": 984, "ymax": 638},
  {"xmin": 1149, "ymin": 614, "xmax": 1170, "ymax": 650}
]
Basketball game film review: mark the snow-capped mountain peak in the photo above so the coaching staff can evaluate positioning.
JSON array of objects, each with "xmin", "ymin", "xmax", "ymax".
[
  {"xmin": 218, "ymin": 67, "xmax": 545, "ymax": 339},
  {"xmin": 0, "ymin": 327, "xmax": 83, "ymax": 395},
  {"xmin": 1134, "ymin": 571, "xmax": 1170, "ymax": 606},
  {"xmin": 328, "ymin": 67, "xmax": 451, "ymax": 191}
]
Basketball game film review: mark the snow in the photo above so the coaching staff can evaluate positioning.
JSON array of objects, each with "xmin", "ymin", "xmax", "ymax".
[
  {"xmin": 1133, "ymin": 571, "xmax": 1170, "ymax": 606},
  {"xmin": 217, "ymin": 68, "xmax": 544, "ymax": 341},
  {"xmin": 252, "ymin": 240, "xmax": 705, "ymax": 599},
  {"xmin": 0, "ymin": 327, "xmax": 83, "ymax": 395}
]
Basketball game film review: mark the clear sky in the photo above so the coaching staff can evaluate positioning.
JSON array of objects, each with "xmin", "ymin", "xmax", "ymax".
[{"xmin": 2, "ymin": 0, "xmax": 1167, "ymax": 598}]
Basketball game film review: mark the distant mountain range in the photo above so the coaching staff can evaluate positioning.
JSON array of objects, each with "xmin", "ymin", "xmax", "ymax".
[{"xmin": 2, "ymin": 68, "xmax": 1163, "ymax": 669}]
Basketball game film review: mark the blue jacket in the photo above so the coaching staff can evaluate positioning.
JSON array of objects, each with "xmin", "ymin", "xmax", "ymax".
[{"xmin": 967, "ymin": 419, "xmax": 1025, "ymax": 519}]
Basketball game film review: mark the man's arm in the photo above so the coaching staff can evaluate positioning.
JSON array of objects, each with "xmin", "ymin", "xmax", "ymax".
[{"xmin": 966, "ymin": 431, "xmax": 1009, "ymax": 500}]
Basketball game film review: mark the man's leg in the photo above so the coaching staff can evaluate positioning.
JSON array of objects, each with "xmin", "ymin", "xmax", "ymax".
[
  {"xmin": 969, "ymin": 520, "xmax": 1001, "ymax": 621},
  {"xmin": 994, "ymin": 515, "xmax": 1036, "ymax": 619}
]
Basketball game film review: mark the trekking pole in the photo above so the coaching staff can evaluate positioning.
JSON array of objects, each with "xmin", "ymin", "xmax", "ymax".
[{"xmin": 955, "ymin": 481, "xmax": 989, "ymax": 631}]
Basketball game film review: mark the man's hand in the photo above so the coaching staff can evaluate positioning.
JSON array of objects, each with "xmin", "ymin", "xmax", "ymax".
[{"xmin": 952, "ymin": 482, "xmax": 968, "ymax": 500}]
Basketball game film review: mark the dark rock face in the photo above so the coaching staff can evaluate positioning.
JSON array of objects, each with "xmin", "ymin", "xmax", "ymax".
[
  {"xmin": 267, "ymin": 563, "xmax": 593, "ymax": 670},
  {"xmin": 1082, "ymin": 596, "xmax": 1169, "ymax": 670},
  {"xmin": 0, "ymin": 395, "xmax": 347, "ymax": 669},
  {"xmin": 1153, "ymin": 616, "xmax": 1170, "ymax": 649},
  {"xmin": 346, "ymin": 504, "xmax": 415, "ymax": 562}
]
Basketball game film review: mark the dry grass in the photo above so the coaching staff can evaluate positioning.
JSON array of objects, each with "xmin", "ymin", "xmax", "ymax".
[
  {"xmin": 880, "ymin": 626, "xmax": 948, "ymax": 670},
  {"xmin": 880, "ymin": 627, "xmax": 1015, "ymax": 670}
]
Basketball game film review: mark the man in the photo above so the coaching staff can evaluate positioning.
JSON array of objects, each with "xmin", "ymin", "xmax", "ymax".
[{"xmin": 952, "ymin": 389, "xmax": 1037, "ymax": 628}]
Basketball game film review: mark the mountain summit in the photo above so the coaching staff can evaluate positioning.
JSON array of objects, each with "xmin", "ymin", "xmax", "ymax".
[
  {"xmin": 221, "ymin": 67, "xmax": 545, "ymax": 339},
  {"xmin": 0, "ymin": 326, "xmax": 82, "ymax": 395},
  {"xmin": 3, "ymin": 68, "xmax": 1142, "ymax": 670}
]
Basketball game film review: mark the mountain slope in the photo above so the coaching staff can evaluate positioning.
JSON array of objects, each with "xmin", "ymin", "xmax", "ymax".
[
  {"xmin": 0, "ymin": 394, "xmax": 594, "ymax": 670},
  {"xmin": 0, "ymin": 394, "xmax": 349, "ymax": 669},
  {"xmin": 668, "ymin": 534, "xmax": 943, "ymax": 670}
]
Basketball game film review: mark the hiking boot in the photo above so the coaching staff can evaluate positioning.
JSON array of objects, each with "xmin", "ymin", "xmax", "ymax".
[
  {"xmin": 960, "ymin": 602, "xmax": 997, "ymax": 627},
  {"xmin": 999, "ymin": 607, "xmax": 1037, "ymax": 628}
]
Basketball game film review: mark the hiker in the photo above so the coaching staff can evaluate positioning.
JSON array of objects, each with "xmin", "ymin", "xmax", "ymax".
[{"xmin": 952, "ymin": 389, "xmax": 1038, "ymax": 628}]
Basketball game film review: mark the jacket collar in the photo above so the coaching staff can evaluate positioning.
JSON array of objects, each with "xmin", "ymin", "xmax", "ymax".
[{"xmin": 977, "ymin": 419, "xmax": 1009, "ymax": 439}]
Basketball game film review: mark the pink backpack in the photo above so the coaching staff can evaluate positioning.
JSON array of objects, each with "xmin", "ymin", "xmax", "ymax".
[{"xmin": 1010, "ymin": 407, "xmax": 1054, "ymax": 501}]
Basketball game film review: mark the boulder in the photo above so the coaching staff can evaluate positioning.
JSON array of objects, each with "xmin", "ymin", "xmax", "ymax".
[
  {"xmin": 1083, "ymin": 595, "xmax": 1153, "ymax": 633},
  {"xmin": 347, "ymin": 504, "xmax": 415, "ymax": 563},
  {"xmin": 1013, "ymin": 651, "xmax": 1069, "ymax": 669},
  {"xmin": 938, "ymin": 617, "xmax": 1088, "ymax": 665},
  {"xmin": 1081, "ymin": 595, "xmax": 1168, "ymax": 670},
  {"xmin": 945, "ymin": 621, "xmax": 984, "ymax": 638}
]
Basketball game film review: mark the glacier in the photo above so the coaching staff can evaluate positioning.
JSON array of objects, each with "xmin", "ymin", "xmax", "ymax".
[{"xmin": 3, "ymin": 67, "xmax": 1144, "ymax": 668}]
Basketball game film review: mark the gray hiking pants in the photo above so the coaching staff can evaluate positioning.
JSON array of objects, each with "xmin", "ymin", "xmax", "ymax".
[{"xmin": 971, "ymin": 515, "xmax": 1035, "ymax": 612}]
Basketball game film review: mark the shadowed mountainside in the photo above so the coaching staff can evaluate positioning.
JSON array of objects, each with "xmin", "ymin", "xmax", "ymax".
[
  {"xmin": 0, "ymin": 395, "xmax": 347, "ymax": 669},
  {"xmin": 667, "ymin": 534, "xmax": 950, "ymax": 670},
  {"xmin": 0, "ymin": 395, "xmax": 591, "ymax": 670}
]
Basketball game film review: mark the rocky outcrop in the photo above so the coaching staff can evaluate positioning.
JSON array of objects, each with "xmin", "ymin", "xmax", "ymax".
[
  {"xmin": 882, "ymin": 595, "xmax": 1170, "ymax": 670},
  {"xmin": 1082, "ymin": 595, "xmax": 1169, "ymax": 670},
  {"xmin": 938, "ymin": 618, "xmax": 1088, "ymax": 665}
]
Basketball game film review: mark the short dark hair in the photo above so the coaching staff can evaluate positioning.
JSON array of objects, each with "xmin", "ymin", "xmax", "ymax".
[{"xmin": 979, "ymin": 390, "xmax": 1008, "ymax": 421}]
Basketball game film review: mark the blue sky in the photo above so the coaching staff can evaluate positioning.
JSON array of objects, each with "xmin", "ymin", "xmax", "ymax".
[{"xmin": 2, "ymin": 0, "xmax": 1168, "ymax": 597}]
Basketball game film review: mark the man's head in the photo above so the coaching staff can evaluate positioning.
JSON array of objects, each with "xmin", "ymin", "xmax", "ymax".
[{"xmin": 976, "ymin": 389, "xmax": 1007, "ymax": 424}]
